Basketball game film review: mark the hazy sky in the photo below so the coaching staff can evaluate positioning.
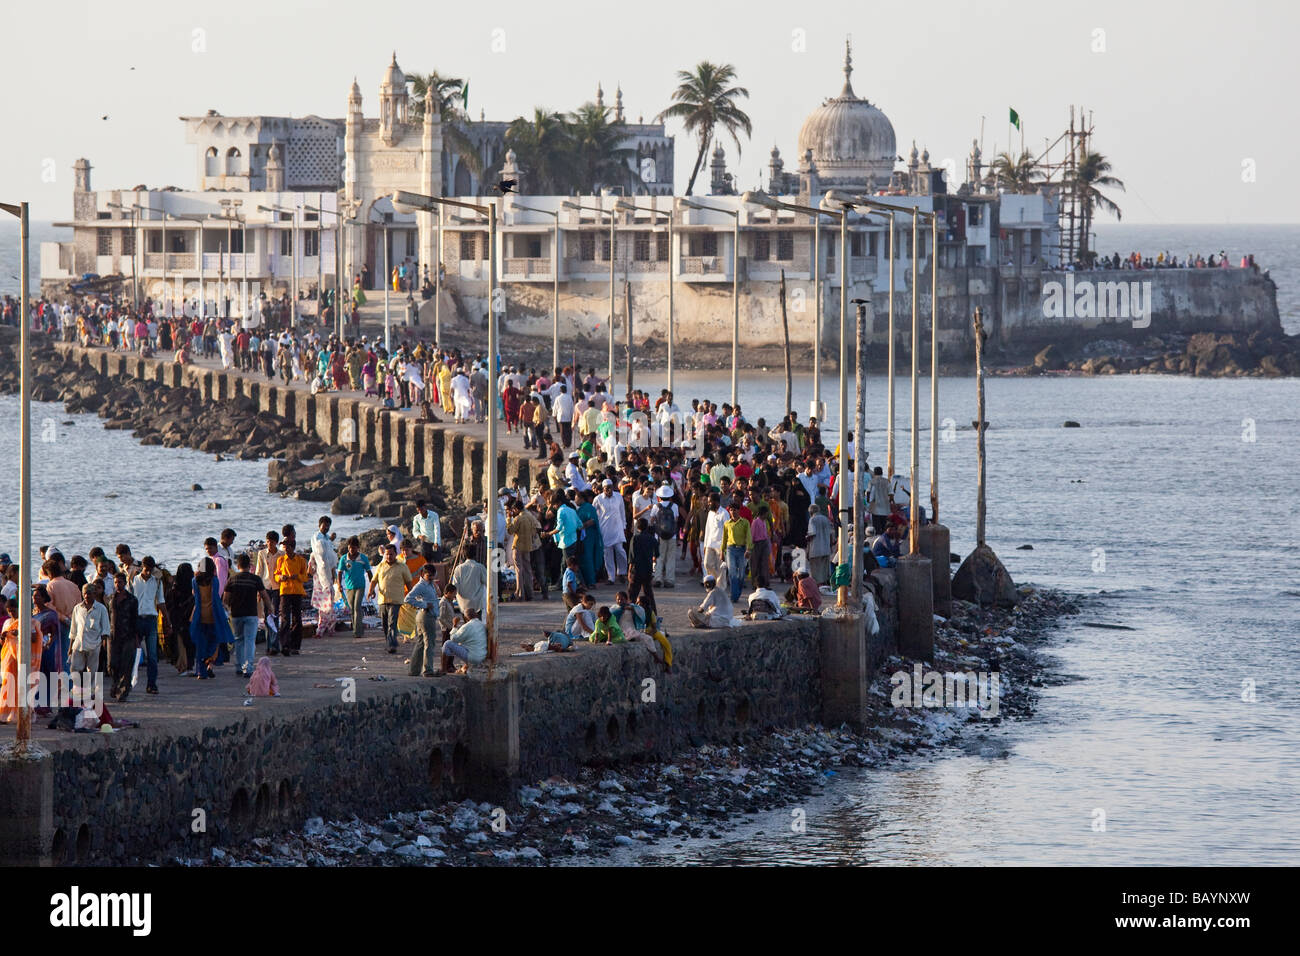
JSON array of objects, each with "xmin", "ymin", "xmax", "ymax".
[{"xmin": 3, "ymin": 0, "xmax": 1296, "ymax": 224}]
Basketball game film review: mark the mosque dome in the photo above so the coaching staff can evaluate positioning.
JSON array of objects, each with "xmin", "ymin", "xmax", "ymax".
[
  {"xmin": 380, "ymin": 52, "xmax": 405, "ymax": 91},
  {"xmin": 796, "ymin": 41, "xmax": 897, "ymax": 191}
]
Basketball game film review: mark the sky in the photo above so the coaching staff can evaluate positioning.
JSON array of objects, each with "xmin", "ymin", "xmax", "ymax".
[{"xmin": 2, "ymin": 0, "xmax": 1296, "ymax": 225}]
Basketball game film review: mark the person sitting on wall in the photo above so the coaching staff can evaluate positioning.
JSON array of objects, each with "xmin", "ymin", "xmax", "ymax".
[
  {"xmin": 442, "ymin": 607, "xmax": 487, "ymax": 674},
  {"xmin": 784, "ymin": 569, "xmax": 822, "ymax": 613},
  {"xmin": 871, "ymin": 518, "xmax": 906, "ymax": 568},
  {"xmin": 687, "ymin": 572, "xmax": 735, "ymax": 629}
]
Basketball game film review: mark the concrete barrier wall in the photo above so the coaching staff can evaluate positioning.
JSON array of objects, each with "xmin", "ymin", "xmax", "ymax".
[
  {"xmin": 509, "ymin": 618, "xmax": 824, "ymax": 784},
  {"xmin": 53, "ymin": 342, "xmax": 547, "ymax": 514},
  {"xmin": 32, "ymin": 610, "xmax": 891, "ymax": 864},
  {"xmin": 46, "ymin": 684, "xmax": 466, "ymax": 866}
]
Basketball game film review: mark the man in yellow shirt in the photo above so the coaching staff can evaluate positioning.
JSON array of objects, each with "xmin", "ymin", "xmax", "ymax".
[
  {"xmin": 722, "ymin": 504, "xmax": 752, "ymax": 604},
  {"xmin": 368, "ymin": 544, "xmax": 413, "ymax": 654},
  {"xmin": 274, "ymin": 540, "xmax": 310, "ymax": 655}
]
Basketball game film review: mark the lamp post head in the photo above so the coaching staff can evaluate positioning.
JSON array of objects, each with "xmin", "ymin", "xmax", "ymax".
[{"xmin": 740, "ymin": 189, "xmax": 779, "ymax": 210}]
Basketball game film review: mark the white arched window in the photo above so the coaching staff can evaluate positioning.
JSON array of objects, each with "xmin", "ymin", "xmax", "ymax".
[
  {"xmin": 205, "ymin": 147, "xmax": 219, "ymax": 177},
  {"xmin": 226, "ymin": 147, "xmax": 242, "ymax": 176}
]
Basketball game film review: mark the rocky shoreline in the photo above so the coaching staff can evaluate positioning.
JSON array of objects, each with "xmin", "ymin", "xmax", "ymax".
[
  {"xmin": 0, "ymin": 337, "xmax": 460, "ymax": 550},
  {"xmin": 178, "ymin": 586, "xmax": 1082, "ymax": 867},
  {"xmin": 993, "ymin": 330, "xmax": 1300, "ymax": 378}
]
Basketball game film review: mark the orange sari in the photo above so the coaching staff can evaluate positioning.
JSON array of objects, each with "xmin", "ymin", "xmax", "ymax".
[{"xmin": 0, "ymin": 618, "xmax": 43, "ymax": 723}]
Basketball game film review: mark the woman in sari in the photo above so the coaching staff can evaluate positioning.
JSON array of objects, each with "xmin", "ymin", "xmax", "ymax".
[
  {"xmin": 438, "ymin": 362, "xmax": 456, "ymax": 415},
  {"xmin": 1, "ymin": 596, "xmax": 45, "ymax": 723},
  {"xmin": 167, "ymin": 563, "xmax": 195, "ymax": 672},
  {"xmin": 347, "ymin": 345, "xmax": 363, "ymax": 390},
  {"xmin": 308, "ymin": 518, "xmax": 338, "ymax": 637},
  {"xmin": 331, "ymin": 350, "xmax": 348, "ymax": 390},
  {"xmin": 502, "ymin": 380, "xmax": 522, "ymax": 435},
  {"xmin": 190, "ymin": 558, "xmax": 229, "ymax": 679}
]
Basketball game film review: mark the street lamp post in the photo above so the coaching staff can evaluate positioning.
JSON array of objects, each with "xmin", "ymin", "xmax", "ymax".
[
  {"xmin": 681, "ymin": 198, "xmax": 741, "ymax": 408},
  {"xmin": 742, "ymin": 189, "xmax": 849, "ymax": 576},
  {"xmin": 615, "ymin": 198, "xmax": 675, "ymax": 395},
  {"xmin": 258, "ymin": 202, "xmax": 300, "ymax": 330},
  {"xmin": 107, "ymin": 202, "xmax": 139, "ymax": 313},
  {"xmin": 304, "ymin": 200, "xmax": 342, "ymax": 335},
  {"xmin": 562, "ymin": 200, "xmax": 617, "ymax": 386},
  {"xmin": 392, "ymin": 190, "xmax": 500, "ymax": 663},
  {"xmin": 842, "ymin": 195, "xmax": 938, "ymax": 547},
  {"xmin": 929, "ymin": 210, "xmax": 940, "ymax": 523},
  {"xmin": 1, "ymin": 200, "xmax": 32, "ymax": 749},
  {"xmin": 510, "ymin": 202, "xmax": 562, "ymax": 372}
]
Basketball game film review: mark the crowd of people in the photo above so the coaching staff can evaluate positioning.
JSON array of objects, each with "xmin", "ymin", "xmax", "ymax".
[
  {"xmin": 1089, "ymin": 250, "xmax": 1262, "ymax": 272},
  {"xmin": 1, "ymin": 278, "xmax": 932, "ymax": 722}
]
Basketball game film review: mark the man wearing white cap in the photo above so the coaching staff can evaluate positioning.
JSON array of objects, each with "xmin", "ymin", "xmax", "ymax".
[
  {"xmin": 650, "ymin": 484, "xmax": 679, "ymax": 588},
  {"xmin": 565, "ymin": 451, "xmax": 591, "ymax": 493},
  {"xmin": 594, "ymin": 479, "xmax": 628, "ymax": 583},
  {"xmin": 687, "ymin": 572, "xmax": 735, "ymax": 629}
]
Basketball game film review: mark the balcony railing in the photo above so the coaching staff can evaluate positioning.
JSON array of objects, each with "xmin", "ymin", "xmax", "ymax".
[
  {"xmin": 503, "ymin": 257, "xmax": 555, "ymax": 278},
  {"xmin": 680, "ymin": 255, "xmax": 723, "ymax": 275}
]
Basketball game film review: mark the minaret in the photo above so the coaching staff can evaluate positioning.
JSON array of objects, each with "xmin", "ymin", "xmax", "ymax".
[
  {"xmin": 420, "ymin": 82, "xmax": 442, "ymax": 285},
  {"xmin": 345, "ymin": 77, "xmax": 362, "ymax": 206},
  {"xmin": 596, "ymin": 83, "xmax": 605, "ymax": 110},
  {"xmin": 710, "ymin": 144, "xmax": 728, "ymax": 195},
  {"xmin": 614, "ymin": 84, "xmax": 625, "ymax": 123},
  {"xmin": 768, "ymin": 145, "xmax": 784, "ymax": 194},
  {"xmin": 265, "ymin": 143, "xmax": 285, "ymax": 192},
  {"xmin": 378, "ymin": 52, "xmax": 407, "ymax": 144}
]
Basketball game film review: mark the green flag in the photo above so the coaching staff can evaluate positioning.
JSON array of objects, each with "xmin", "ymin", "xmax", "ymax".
[
  {"xmin": 1009, "ymin": 107, "xmax": 1021, "ymax": 130},
  {"xmin": 462, "ymin": 81, "xmax": 469, "ymax": 110}
]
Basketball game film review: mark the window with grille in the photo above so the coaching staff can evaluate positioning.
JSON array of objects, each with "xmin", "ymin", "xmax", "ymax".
[
  {"xmin": 776, "ymin": 231, "xmax": 793, "ymax": 261},
  {"xmin": 460, "ymin": 233, "xmax": 476, "ymax": 260},
  {"xmin": 121, "ymin": 231, "xmax": 135, "ymax": 255},
  {"xmin": 97, "ymin": 229, "xmax": 112, "ymax": 255},
  {"xmin": 280, "ymin": 230, "xmax": 292, "ymax": 257},
  {"xmin": 850, "ymin": 233, "xmax": 865, "ymax": 257},
  {"xmin": 754, "ymin": 234, "xmax": 770, "ymax": 261},
  {"xmin": 655, "ymin": 231, "xmax": 669, "ymax": 261},
  {"xmin": 633, "ymin": 231, "xmax": 651, "ymax": 261},
  {"xmin": 304, "ymin": 231, "xmax": 319, "ymax": 257},
  {"xmin": 688, "ymin": 233, "xmax": 718, "ymax": 257},
  {"xmin": 147, "ymin": 231, "xmax": 162, "ymax": 254},
  {"xmin": 579, "ymin": 232, "xmax": 596, "ymax": 261},
  {"xmin": 601, "ymin": 235, "xmax": 619, "ymax": 261}
]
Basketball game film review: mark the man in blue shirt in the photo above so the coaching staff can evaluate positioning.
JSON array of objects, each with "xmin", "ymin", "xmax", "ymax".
[
  {"xmin": 403, "ymin": 563, "xmax": 441, "ymax": 676},
  {"xmin": 336, "ymin": 536, "xmax": 373, "ymax": 639},
  {"xmin": 871, "ymin": 520, "xmax": 905, "ymax": 568},
  {"xmin": 547, "ymin": 490, "xmax": 583, "ymax": 572}
]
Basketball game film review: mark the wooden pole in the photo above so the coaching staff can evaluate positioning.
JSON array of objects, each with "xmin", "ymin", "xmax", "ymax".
[
  {"xmin": 973, "ymin": 306, "xmax": 987, "ymax": 546},
  {"xmin": 779, "ymin": 269, "xmax": 792, "ymax": 416}
]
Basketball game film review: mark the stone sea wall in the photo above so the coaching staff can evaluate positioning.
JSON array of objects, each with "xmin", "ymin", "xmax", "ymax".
[
  {"xmin": 48, "ymin": 340, "xmax": 539, "ymax": 512},
  {"xmin": 45, "ymin": 683, "xmax": 466, "ymax": 866},
  {"xmin": 33, "ymin": 610, "xmax": 890, "ymax": 865}
]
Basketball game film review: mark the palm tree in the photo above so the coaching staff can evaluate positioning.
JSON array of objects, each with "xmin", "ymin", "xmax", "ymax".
[
  {"xmin": 504, "ymin": 108, "xmax": 574, "ymax": 194},
  {"xmin": 568, "ymin": 102, "xmax": 635, "ymax": 194},
  {"xmin": 407, "ymin": 71, "xmax": 483, "ymax": 187},
  {"xmin": 1069, "ymin": 151, "xmax": 1124, "ymax": 264},
  {"xmin": 990, "ymin": 150, "xmax": 1044, "ymax": 194},
  {"xmin": 658, "ymin": 62, "xmax": 751, "ymax": 195}
]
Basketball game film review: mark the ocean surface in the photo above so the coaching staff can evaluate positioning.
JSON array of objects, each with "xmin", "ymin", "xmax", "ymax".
[{"xmin": 1, "ymin": 221, "xmax": 1298, "ymax": 865}]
